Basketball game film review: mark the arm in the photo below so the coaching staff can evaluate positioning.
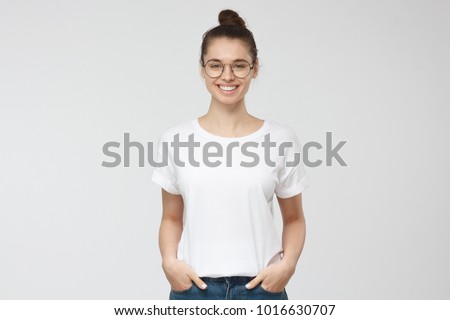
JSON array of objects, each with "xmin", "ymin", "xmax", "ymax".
[
  {"xmin": 159, "ymin": 189, "xmax": 183, "ymax": 265},
  {"xmin": 246, "ymin": 193, "xmax": 306, "ymax": 292},
  {"xmin": 159, "ymin": 189, "xmax": 207, "ymax": 290},
  {"xmin": 278, "ymin": 192, "xmax": 307, "ymax": 273}
]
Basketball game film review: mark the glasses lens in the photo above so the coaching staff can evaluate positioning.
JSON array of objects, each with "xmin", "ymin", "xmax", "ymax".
[
  {"xmin": 205, "ymin": 61, "xmax": 223, "ymax": 78},
  {"xmin": 204, "ymin": 60, "xmax": 252, "ymax": 78},
  {"xmin": 232, "ymin": 61, "xmax": 251, "ymax": 78}
]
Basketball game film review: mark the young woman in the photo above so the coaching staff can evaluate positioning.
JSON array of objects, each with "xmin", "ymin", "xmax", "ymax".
[{"xmin": 151, "ymin": 9, "xmax": 311, "ymax": 300}]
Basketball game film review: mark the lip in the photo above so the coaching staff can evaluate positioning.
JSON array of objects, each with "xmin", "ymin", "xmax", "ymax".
[{"xmin": 217, "ymin": 84, "xmax": 239, "ymax": 95}]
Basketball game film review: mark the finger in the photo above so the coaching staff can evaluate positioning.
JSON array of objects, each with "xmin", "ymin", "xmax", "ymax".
[
  {"xmin": 185, "ymin": 265, "xmax": 207, "ymax": 290},
  {"xmin": 245, "ymin": 274, "xmax": 264, "ymax": 290},
  {"xmin": 191, "ymin": 274, "xmax": 208, "ymax": 290}
]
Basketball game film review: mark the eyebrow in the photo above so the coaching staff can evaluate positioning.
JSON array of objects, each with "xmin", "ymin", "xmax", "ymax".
[{"xmin": 208, "ymin": 58, "xmax": 250, "ymax": 63}]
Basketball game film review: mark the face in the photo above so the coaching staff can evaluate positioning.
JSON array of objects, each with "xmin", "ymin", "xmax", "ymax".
[{"xmin": 200, "ymin": 37, "xmax": 258, "ymax": 107}]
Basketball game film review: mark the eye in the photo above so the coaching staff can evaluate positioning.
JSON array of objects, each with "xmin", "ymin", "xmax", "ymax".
[
  {"xmin": 233, "ymin": 63, "xmax": 247, "ymax": 69},
  {"xmin": 208, "ymin": 63, "xmax": 222, "ymax": 69}
]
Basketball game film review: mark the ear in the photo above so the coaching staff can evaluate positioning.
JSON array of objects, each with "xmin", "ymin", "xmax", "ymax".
[
  {"xmin": 252, "ymin": 59, "xmax": 259, "ymax": 79},
  {"xmin": 199, "ymin": 60, "xmax": 207, "ymax": 79},
  {"xmin": 200, "ymin": 65, "xmax": 206, "ymax": 79}
]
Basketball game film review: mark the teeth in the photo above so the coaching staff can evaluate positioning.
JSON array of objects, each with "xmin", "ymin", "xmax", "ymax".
[{"xmin": 219, "ymin": 85, "xmax": 237, "ymax": 91}]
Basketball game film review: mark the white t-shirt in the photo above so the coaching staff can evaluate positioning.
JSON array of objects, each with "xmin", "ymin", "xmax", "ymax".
[{"xmin": 151, "ymin": 118, "xmax": 311, "ymax": 277}]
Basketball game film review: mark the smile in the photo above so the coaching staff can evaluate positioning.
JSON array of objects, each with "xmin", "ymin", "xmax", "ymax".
[{"xmin": 217, "ymin": 85, "xmax": 239, "ymax": 94}]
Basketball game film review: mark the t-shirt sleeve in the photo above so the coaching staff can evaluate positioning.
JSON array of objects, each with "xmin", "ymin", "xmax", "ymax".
[
  {"xmin": 150, "ymin": 132, "xmax": 181, "ymax": 195},
  {"xmin": 274, "ymin": 129, "xmax": 311, "ymax": 198}
]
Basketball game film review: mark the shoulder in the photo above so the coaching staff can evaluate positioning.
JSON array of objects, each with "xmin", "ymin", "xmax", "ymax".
[
  {"xmin": 266, "ymin": 119, "xmax": 300, "ymax": 142},
  {"xmin": 157, "ymin": 118, "xmax": 195, "ymax": 142}
]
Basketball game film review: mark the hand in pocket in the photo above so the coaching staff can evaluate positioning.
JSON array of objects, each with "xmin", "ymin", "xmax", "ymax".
[{"xmin": 162, "ymin": 258, "xmax": 207, "ymax": 291}]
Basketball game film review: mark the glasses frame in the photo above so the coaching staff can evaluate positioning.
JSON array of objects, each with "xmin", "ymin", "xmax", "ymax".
[{"xmin": 201, "ymin": 59, "xmax": 255, "ymax": 79}]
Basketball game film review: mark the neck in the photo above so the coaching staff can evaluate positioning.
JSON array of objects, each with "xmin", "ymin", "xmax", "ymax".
[{"xmin": 203, "ymin": 97, "xmax": 254, "ymax": 128}]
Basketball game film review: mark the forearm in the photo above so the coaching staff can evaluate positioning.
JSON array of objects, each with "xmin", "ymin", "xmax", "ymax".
[
  {"xmin": 245, "ymin": 213, "xmax": 306, "ymax": 290},
  {"xmin": 281, "ymin": 214, "xmax": 306, "ymax": 270},
  {"xmin": 159, "ymin": 217, "xmax": 183, "ymax": 263}
]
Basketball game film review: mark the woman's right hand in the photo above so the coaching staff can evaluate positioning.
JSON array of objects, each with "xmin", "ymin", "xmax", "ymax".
[{"xmin": 162, "ymin": 258, "xmax": 207, "ymax": 291}]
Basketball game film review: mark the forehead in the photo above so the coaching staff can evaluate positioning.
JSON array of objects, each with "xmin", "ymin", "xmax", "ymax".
[{"xmin": 205, "ymin": 37, "xmax": 252, "ymax": 61}]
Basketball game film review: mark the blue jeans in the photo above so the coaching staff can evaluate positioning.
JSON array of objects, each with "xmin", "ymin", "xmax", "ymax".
[{"xmin": 169, "ymin": 276, "xmax": 288, "ymax": 300}]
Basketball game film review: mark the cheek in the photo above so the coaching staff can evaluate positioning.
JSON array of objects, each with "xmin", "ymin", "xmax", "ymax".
[
  {"xmin": 239, "ymin": 81, "xmax": 252, "ymax": 94},
  {"xmin": 204, "ymin": 82, "xmax": 219, "ymax": 96},
  {"xmin": 206, "ymin": 81, "xmax": 216, "ymax": 92}
]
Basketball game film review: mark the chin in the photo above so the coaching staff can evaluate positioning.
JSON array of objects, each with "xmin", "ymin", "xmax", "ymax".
[{"xmin": 214, "ymin": 96, "xmax": 244, "ymax": 106}]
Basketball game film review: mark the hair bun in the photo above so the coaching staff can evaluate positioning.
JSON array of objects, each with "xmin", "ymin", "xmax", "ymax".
[{"xmin": 218, "ymin": 9, "xmax": 246, "ymax": 28}]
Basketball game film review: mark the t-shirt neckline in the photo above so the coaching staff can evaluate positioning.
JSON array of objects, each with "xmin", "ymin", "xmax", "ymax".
[{"xmin": 192, "ymin": 117, "xmax": 269, "ymax": 142}]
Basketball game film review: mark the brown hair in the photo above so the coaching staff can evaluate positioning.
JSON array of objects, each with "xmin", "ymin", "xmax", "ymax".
[{"xmin": 200, "ymin": 9, "xmax": 258, "ymax": 65}]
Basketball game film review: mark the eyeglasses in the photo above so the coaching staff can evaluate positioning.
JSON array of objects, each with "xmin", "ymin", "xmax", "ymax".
[{"xmin": 202, "ymin": 59, "xmax": 254, "ymax": 79}]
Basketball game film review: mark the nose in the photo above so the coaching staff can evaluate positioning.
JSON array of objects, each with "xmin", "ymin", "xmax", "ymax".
[{"xmin": 221, "ymin": 64, "xmax": 235, "ymax": 81}]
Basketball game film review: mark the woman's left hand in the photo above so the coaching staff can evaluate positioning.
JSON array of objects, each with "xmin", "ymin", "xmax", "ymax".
[{"xmin": 245, "ymin": 259, "xmax": 296, "ymax": 293}]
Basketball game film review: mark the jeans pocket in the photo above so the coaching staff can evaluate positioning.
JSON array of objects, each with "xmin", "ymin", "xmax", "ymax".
[
  {"xmin": 171, "ymin": 282, "xmax": 194, "ymax": 294},
  {"xmin": 258, "ymin": 283, "xmax": 285, "ymax": 295}
]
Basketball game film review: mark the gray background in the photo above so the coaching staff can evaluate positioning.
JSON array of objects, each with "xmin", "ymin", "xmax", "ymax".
[{"xmin": 1, "ymin": 0, "xmax": 449, "ymax": 299}]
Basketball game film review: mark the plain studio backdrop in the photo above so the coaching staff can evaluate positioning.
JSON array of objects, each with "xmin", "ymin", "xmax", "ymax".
[{"xmin": 0, "ymin": 0, "xmax": 449, "ymax": 299}]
